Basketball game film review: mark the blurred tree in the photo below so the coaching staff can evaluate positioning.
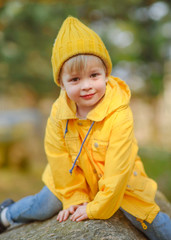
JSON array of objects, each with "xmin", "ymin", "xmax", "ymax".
[{"xmin": 0, "ymin": 0, "xmax": 170, "ymax": 97}]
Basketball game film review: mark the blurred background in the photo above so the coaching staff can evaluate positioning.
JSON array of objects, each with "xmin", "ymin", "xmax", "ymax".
[{"xmin": 0, "ymin": 0, "xmax": 171, "ymax": 202}]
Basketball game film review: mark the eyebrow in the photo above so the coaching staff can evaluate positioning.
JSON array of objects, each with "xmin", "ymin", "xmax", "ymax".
[{"xmin": 90, "ymin": 67, "xmax": 102, "ymax": 71}]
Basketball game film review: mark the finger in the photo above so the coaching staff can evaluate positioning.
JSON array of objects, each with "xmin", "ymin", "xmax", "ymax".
[
  {"xmin": 70, "ymin": 212, "xmax": 87, "ymax": 222},
  {"xmin": 57, "ymin": 210, "xmax": 68, "ymax": 222},
  {"xmin": 69, "ymin": 205, "xmax": 80, "ymax": 214},
  {"xmin": 63, "ymin": 210, "xmax": 69, "ymax": 221},
  {"xmin": 70, "ymin": 212, "xmax": 77, "ymax": 221},
  {"xmin": 70, "ymin": 211, "xmax": 81, "ymax": 222},
  {"xmin": 69, "ymin": 206, "xmax": 74, "ymax": 214},
  {"xmin": 70, "ymin": 206, "xmax": 82, "ymax": 220},
  {"xmin": 57, "ymin": 211, "xmax": 62, "ymax": 221},
  {"xmin": 75, "ymin": 214, "xmax": 88, "ymax": 222},
  {"xmin": 58, "ymin": 211, "xmax": 64, "ymax": 222}
]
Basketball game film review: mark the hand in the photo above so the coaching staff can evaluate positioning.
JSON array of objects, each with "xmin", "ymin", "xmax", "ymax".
[
  {"xmin": 70, "ymin": 203, "xmax": 88, "ymax": 222},
  {"xmin": 57, "ymin": 204, "xmax": 82, "ymax": 222}
]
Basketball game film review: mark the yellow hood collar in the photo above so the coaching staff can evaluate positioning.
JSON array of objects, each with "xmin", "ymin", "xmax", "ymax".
[{"xmin": 55, "ymin": 76, "xmax": 131, "ymax": 121}]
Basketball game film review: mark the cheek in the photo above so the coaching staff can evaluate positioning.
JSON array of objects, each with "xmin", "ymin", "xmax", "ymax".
[
  {"xmin": 65, "ymin": 86, "xmax": 78, "ymax": 100},
  {"xmin": 96, "ymin": 82, "xmax": 106, "ymax": 94}
]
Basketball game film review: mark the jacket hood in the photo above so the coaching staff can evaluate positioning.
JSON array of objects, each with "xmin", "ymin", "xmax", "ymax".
[{"xmin": 55, "ymin": 76, "xmax": 131, "ymax": 121}]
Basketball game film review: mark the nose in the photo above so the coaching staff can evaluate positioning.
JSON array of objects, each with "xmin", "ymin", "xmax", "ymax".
[{"xmin": 81, "ymin": 78, "xmax": 92, "ymax": 91}]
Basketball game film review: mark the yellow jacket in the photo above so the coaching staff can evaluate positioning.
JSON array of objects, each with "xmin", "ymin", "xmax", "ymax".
[{"xmin": 42, "ymin": 76, "xmax": 160, "ymax": 223}]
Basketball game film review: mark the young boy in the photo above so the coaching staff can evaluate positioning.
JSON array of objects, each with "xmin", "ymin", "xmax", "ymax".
[{"xmin": 0, "ymin": 16, "xmax": 171, "ymax": 240}]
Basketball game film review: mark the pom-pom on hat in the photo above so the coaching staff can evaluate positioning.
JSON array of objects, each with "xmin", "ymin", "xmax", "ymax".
[{"xmin": 51, "ymin": 16, "xmax": 112, "ymax": 86}]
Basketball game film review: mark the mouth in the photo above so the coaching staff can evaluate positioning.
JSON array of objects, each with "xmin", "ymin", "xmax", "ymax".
[{"xmin": 80, "ymin": 93, "xmax": 95, "ymax": 99}]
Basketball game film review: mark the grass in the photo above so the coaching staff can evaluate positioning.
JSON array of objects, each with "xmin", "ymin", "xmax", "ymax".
[{"xmin": 139, "ymin": 146, "xmax": 171, "ymax": 201}]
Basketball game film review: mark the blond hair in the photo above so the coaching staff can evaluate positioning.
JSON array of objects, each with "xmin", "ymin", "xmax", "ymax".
[{"xmin": 59, "ymin": 55, "xmax": 106, "ymax": 84}]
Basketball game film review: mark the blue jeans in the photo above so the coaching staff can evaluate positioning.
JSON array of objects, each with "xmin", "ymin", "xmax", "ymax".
[
  {"xmin": 121, "ymin": 208, "xmax": 171, "ymax": 240},
  {"xmin": 6, "ymin": 186, "xmax": 171, "ymax": 240},
  {"xmin": 6, "ymin": 186, "xmax": 62, "ymax": 227}
]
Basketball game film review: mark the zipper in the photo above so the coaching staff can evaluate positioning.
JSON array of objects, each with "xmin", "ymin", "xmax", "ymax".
[{"xmin": 136, "ymin": 218, "xmax": 148, "ymax": 230}]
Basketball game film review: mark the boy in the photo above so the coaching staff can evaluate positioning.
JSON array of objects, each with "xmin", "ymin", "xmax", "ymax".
[{"xmin": 0, "ymin": 16, "xmax": 171, "ymax": 240}]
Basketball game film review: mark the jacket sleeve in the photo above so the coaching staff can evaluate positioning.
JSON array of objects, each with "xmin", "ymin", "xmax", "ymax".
[
  {"xmin": 43, "ymin": 102, "xmax": 90, "ymax": 209},
  {"xmin": 86, "ymin": 107, "xmax": 138, "ymax": 219}
]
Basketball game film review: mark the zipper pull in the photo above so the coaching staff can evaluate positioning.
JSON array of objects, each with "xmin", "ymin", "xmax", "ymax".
[{"xmin": 136, "ymin": 218, "xmax": 148, "ymax": 230}]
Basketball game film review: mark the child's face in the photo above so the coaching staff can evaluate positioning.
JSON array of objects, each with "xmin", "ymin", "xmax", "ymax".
[{"xmin": 60, "ymin": 56, "xmax": 108, "ymax": 117}]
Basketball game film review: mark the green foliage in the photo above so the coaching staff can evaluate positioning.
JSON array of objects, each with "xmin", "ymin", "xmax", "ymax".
[
  {"xmin": 139, "ymin": 147, "xmax": 171, "ymax": 201},
  {"xmin": 0, "ymin": 0, "xmax": 170, "ymax": 97}
]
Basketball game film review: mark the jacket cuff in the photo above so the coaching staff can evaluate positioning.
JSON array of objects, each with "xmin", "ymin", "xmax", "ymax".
[{"xmin": 86, "ymin": 202, "xmax": 94, "ymax": 219}]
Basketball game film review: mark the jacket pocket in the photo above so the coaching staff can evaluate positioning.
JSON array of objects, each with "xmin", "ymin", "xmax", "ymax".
[
  {"xmin": 126, "ymin": 165, "xmax": 157, "ymax": 202},
  {"xmin": 91, "ymin": 140, "xmax": 108, "ymax": 163},
  {"xmin": 126, "ymin": 174, "xmax": 146, "ymax": 191}
]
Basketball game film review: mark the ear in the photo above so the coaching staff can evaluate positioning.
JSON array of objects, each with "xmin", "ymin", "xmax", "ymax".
[
  {"xmin": 105, "ymin": 76, "xmax": 108, "ymax": 83},
  {"xmin": 61, "ymin": 84, "xmax": 65, "ymax": 90},
  {"xmin": 60, "ymin": 80, "xmax": 65, "ymax": 90}
]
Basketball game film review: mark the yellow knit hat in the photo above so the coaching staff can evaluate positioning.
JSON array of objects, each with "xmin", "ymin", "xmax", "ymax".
[{"xmin": 52, "ymin": 16, "xmax": 112, "ymax": 86}]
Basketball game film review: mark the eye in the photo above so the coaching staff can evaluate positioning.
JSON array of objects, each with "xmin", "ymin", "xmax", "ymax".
[
  {"xmin": 91, "ymin": 73, "xmax": 99, "ymax": 78},
  {"xmin": 70, "ymin": 77, "xmax": 79, "ymax": 82}
]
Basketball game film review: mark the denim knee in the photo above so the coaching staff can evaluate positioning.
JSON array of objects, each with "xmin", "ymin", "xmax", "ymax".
[{"xmin": 6, "ymin": 186, "xmax": 62, "ymax": 225}]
